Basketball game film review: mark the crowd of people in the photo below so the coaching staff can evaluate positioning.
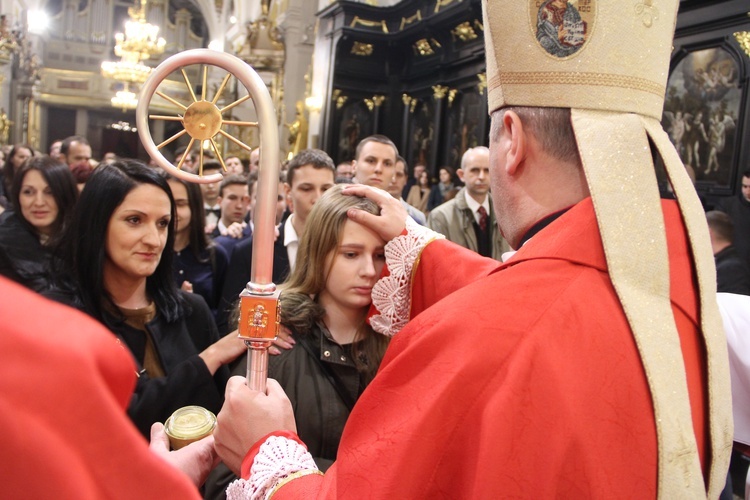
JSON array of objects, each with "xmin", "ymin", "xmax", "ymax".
[{"xmin": 1, "ymin": 0, "xmax": 748, "ymax": 497}]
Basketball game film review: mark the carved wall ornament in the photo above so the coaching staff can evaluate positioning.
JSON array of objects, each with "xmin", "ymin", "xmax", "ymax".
[
  {"xmin": 372, "ymin": 95, "xmax": 386, "ymax": 107},
  {"xmin": 414, "ymin": 38, "xmax": 441, "ymax": 56},
  {"xmin": 432, "ymin": 84, "xmax": 449, "ymax": 99},
  {"xmin": 477, "ymin": 72, "xmax": 487, "ymax": 95},
  {"xmin": 351, "ymin": 41, "xmax": 374, "ymax": 56},
  {"xmin": 447, "ymin": 88, "xmax": 458, "ymax": 106},
  {"xmin": 364, "ymin": 98, "xmax": 375, "ymax": 111},
  {"xmin": 735, "ymin": 31, "xmax": 750, "ymax": 58},
  {"xmin": 452, "ymin": 21, "xmax": 477, "ymax": 42},
  {"xmin": 435, "ymin": 0, "xmax": 461, "ymax": 14},
  {"xmin": 414, "ymin": 38, "xmax": 434, "ymax": 56},
  {"xmin": 400, "ymin": 11, "xmax": 423, "ymax": 31},
  {"xmin": 336, "ymin": 95, "xmax": 348, "ymax": 109},
  {"xmin": 350, "ymin": 16, "xmax": 389, "ymax": 33},
  {"xmin": 402, "ymin": 93, "xmax": 413, "ymax": 106}
]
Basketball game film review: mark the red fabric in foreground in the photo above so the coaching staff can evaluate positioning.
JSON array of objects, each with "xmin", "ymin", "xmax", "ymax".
[{"xmin": 0, "ymin": 277, "xmax": 201, "ymax": 500}]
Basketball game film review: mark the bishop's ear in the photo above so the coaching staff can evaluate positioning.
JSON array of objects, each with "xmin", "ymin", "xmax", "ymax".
[{"xmin": 502, "ymin": 110, "xmax": 527, "ymax": 176}]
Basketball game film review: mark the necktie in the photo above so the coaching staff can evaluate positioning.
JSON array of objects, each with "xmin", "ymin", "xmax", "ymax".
[{"xmin": 477, "ymin": 206, "xmax": 488, "ymax": 232}]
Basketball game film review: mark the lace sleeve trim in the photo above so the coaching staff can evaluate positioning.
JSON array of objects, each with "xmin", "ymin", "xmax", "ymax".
[
  {"xmin": 370, "ymin": 217, "xmax": 444, "ymax": 337},
  {"xmin": 226, "ymin": 435, "xmax": 320, "ymax": 500}
]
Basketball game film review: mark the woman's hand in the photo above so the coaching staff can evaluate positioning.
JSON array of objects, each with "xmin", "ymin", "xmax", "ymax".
[
  {"xmin": 199, "ymin": 331, "xmax": 247, "ymax": 374},
  {"xmin": 269, "ymin": 325, "xmax": 295, "ymax": 356}
]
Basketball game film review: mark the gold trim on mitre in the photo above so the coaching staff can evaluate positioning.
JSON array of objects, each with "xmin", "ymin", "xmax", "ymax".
[{"xmin": 482, "ymin": 0, "xmax": 732, "ymax": 498}]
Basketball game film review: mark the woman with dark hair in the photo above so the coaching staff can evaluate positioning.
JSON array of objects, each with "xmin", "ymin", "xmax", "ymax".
[
  {"xmin": 57, "ymin": 160, "xmax": 246, "ymax": 436},
  {"xmin": 427, "ymin": 166, "xmax": 456, "ymax": 211},
  {"xmin": 165, "ymin": 173, "xmax": 228, "ymax": 319},
  {"xmin": 0, "ymin": 156, "xmax": 78, "ymax": 292},
  {"xmin": 0, "ymin": 143, "xmax": 34, "ymax": 209}
]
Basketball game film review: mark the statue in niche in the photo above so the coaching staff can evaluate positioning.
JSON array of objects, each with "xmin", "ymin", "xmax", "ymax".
[
  {"xmin": 285, "ymin": 101, "xmax": 308, "ymax": 158},
  {"xmin": 0, "ymin": 109, "xmax": 12, "ymax": 145}
]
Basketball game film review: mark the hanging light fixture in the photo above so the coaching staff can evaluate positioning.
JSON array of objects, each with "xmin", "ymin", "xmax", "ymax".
[
  {"xmin": 114, "ymin": 0, "xmax": 166, "ymax": 61},
  {"xmin": 101, "ymin": 0, "xmax": 166, "ymax": 109}
]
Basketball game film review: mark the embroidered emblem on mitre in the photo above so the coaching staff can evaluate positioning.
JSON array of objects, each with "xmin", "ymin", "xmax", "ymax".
[
  {"xmin": 484, "ymin": 1, "xmax": 676, "ymax": 119},
  {"xmin": 531, "ymin": 0, "xmax": 595, "ymax": 58}
]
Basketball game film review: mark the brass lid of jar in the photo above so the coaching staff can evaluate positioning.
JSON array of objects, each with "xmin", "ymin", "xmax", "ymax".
[{"xmin": 164, "ymin": 406, "xmax": 216, "ymax": 449}]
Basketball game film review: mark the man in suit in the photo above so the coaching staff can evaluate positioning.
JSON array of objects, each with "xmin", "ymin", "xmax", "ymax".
[
  {"xmin": 707, "ymin": 210, "xmax": 750, "ymax": 295},
  {"xmin": 218, "ymin": 149, "xmax": 336, "ymax": 334},
  {"xmin": 211, "ymin": 175, "xmax": 252, "ymax": 256},
  {"xmin": 427, "ymin": 146, "xmax": 508, "ymax": 259},
  {"xmin": 201, "ymin": 160, "xmax": 223, "ymax": 234},
  {"xmin": 387, "ymin": 155, "xmax": 426, "ymax": 225}
]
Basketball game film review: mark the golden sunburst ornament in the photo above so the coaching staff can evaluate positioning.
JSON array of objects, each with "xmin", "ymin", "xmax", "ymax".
[{"xmin": 148, "ymin": 65, "xmax": 257, "ymax": 176}]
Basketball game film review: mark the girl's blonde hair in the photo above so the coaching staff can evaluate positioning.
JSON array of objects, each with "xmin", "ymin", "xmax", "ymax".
[{"xmin": 280, "ymin": 184, "xmax": 388, "ymax": 379}]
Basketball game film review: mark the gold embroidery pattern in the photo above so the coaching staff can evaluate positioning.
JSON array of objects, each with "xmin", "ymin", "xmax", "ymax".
[
  {"xmin": 492, "ymin": 71, "xmax": 663, "ymax": 97},
  {"xmin": 634, "ymin": 0, "xmax": 658, "ymax": 28}
]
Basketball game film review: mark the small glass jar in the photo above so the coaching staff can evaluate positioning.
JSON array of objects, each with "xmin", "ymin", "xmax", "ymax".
[{"xmin": 164, "ymin": 405, "xmax": 217, "ymax": 450}]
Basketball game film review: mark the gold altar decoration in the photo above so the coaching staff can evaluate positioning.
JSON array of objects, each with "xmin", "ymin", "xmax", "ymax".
[
  {"xmin": 400, "ymin": 11, "xmax": 422, "ymax": 31},
  {"xmin": 351, "ymin": 42, "xmax": 374, "ymax": 56},
  {"xmin": 735, "ymin": 31, "xmax": 750, "ymax": 58},
  {"xmin": 432, "ymin": 85, "xmax": 449, "ymax": 99},
  {"xmin": 452, "ymin": 21, "xmax": 478, "ymax": 42},
  {"xmin": 350, "ymin": 16, "xmax": 389, "ymax": 33}
]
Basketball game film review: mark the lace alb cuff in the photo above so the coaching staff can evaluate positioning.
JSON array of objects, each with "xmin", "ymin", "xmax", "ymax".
[
  {"xmin": 370, "ymin": 217, "xmax": 444, "ymax": 337},
  {"xmin": 226, "ymin": 435, "xmax": 320, "ymax": 500}
]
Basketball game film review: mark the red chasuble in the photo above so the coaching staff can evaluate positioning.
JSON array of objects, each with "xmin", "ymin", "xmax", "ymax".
[
  {"xmin": 269, "ymin": 198, "xmax": 708, "ymax": 498},
  {"xmin": 0, "ymin": 277, "xmax": 201, "ymax": 500}
]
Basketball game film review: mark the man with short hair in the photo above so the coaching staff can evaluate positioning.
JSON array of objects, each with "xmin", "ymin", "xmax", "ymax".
[
  {"xmin": 335, "ymin": 161, "xmax": 354, "ymax": 183},
  {"xmin": 387, "ymin": 156, "xmax": 426, "ymax": 225},
  {"xmin": 427, "ymin": 146, "xmax": 507, "ymax": 259},
  {"xmin": 201, "ymin": 160, "xmax": 223, "ymax": 234},
  {"xmin": 49, "ymin": 140, "xmax": 62, "ymax": 160},
  {"xmin": 707, "ymin": 210, "xmax": 750, "ymax": 295},
  {"xmin": 248, "ymin": 147, "xmax": 260, "ymax": 175},
  {"xmin": 61, "ymin": 135, "xmax": 93, "ymax": 185},
  {"xmin": 351, "ymin": 135, "xmax": 397, "ymax": 189},
  {"xmin": 214, "ymin": 2, "xmax": 731, "ymax": 497},
  {"xmin": 211, "ymin": 175, "xmax": 252, "ymax": 255},
  {"xmin": 219, "ymin": 149, "xmax": 336, "ymax": 334},
  {"xmin": 719, "ymin": 170, "xmax": 750, "ymax": 268},
  {"xmin": 225, "ymin": 155, "xmax": 245, "ymax": 176}
]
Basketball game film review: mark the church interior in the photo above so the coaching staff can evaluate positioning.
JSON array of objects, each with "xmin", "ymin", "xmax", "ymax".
[{"xmin": 0, "ymin": 0, "xmax": 746, "ymax": 205}]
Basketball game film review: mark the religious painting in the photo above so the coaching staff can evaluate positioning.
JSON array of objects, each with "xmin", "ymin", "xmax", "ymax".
[
  {"xmin": 661, "ymin": 46, "xmax": 741, "ymax": 187},
  {"xmin": 336, "ymin": 100, "xmax": 372, "ymax": 163},
  {"xmin": 409, "ymin": 98, "xmax": 434, "ymax": 170},
  {"xmin": 443, "ymin": 89, "xmax": 485, "ymax": 169}
]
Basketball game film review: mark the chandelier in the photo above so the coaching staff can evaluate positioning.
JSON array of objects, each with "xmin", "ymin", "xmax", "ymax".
[
  {"xmin": 101, "ymin": 52, "xmax": 152, "ymax": 84},
  {"xmin": 111, "ymin": 87, "xmax": 139, "ymax": 111},
  {"xmin": 114, "ymin": 0, "xmax": 166, "ymax": 61},
  {"xmin": 101, "ymin": 0, "xmax": 166, "ymax": 109}
]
